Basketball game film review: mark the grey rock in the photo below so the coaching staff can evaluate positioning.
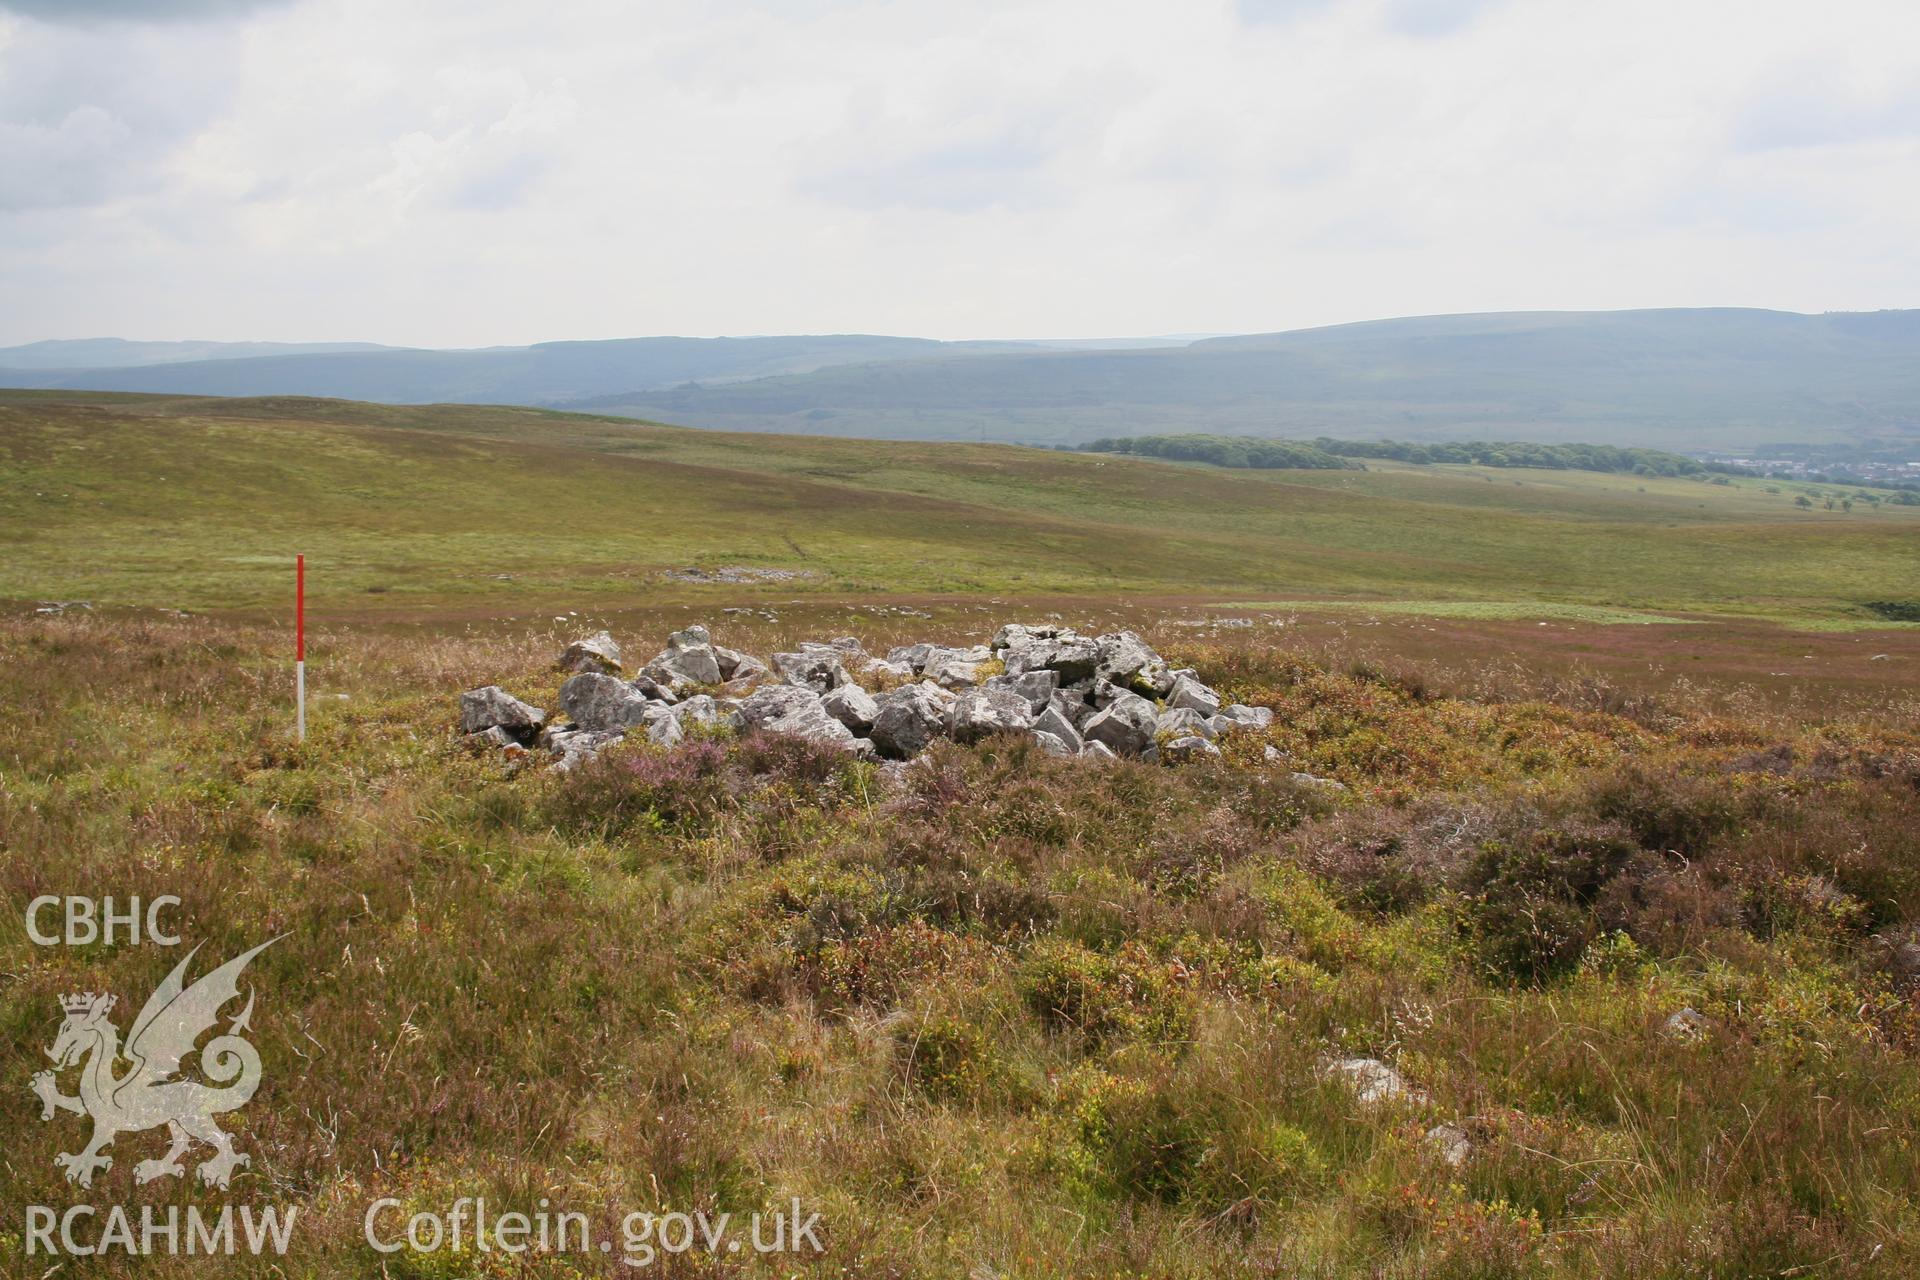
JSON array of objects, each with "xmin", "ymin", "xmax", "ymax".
[
  {"xmin": 1082, "ymin": 690, "xmax": 1159, "ymax": 756},
  {"xmin": 1080, "ymin": 740, "xmax": 1119, "ymax": 761},
  {"xmin": 820, "ymin": 683, "xmax": 880, "ymax": 733},
  {"xmin": 860, "ymin": 657, "xmax": 915, "ymax": 681},
  {"xmin": 712, "ymin": 644, "xmax": 767, "ymax": 682},
  {"xmin": 1426, "ymin": 1124, "xmax": 1472, "ymax": 1167},
  {"xmin": 1156, "ymin": 707, "xmax": 1217, "ymax": 740},
  {"xmin": 544, "ymin": 726, "xmax": 624, "ymax": 771},
  {"xmin": 642, "ymin": 707, "xmax": 684, "ymax": 748},
  {"xmin": 1662, "ymin": 1007, "xmax": 1708, "ymax": 1040},
  {"xmin": 648, "ymin": 625, "xmax": 724, "ymax": 686},
  {"xmin": 1289, "ymin": 771, "xmax": 1347, "ymax": 792},
  {"xmin": 1165, "ymin": 674, "xmax": 1222, "ymax": 718},
  {"xmin": 992, "ymin": 622, "xmax": 1073, "ymax": 650},
  {"xmin": 1049, "ymin": 687, "xmax": 1097, "ymax": 729},
  {"xmin": 629, "ymin": 671, "xmax": 678, "ymax": 703},
  {"xmin": 1036, "ymin": 637, "xmax": 1100, "ymax": 682},
  {"xmin": 925, "ymin": 651, "xmax": 983, "ymax": 689},
  {"xmin": 670, "ymin": 694, "xmax": 730, "ymax": 730},
  {"xmin": 462, "ymin": 725, "xmax": 520, "ymax": 752},
  {"xmin": 735, "ymin": 684, "xmax": 857, "ymax": 748},
  {"xmin": 1033, "ymin": 703, "xmax": 1084, "ymax": 753},
  {"xmin": 1323, "ymin": 1057, "xmax": 1428, "ymax": 1107},
  {"xmin": 985, "ymin": 669, "xmax": 1058, "ymax": 711},
  {"xmin": 871, "ymin": 681, "xmax": 956, "ymax": 758},
  {"xmin": 559, "ymin": 672, "xmax": 657, "ymax": 733},
  {"xmin": 1162, "ymin": 734, "xmax": 1221, "ymax": 762},
  {"xmin": 1033, "ymin": 730, "xmax": 1074, "ymax": 757},
  {"xmin": 772, "ymin": 645, "xmax": 851, "ymax": 693},
  {"xmin": 884, "ymin": 642, "xmax": 938, "ymax": 672},
  {"xmin": 1218, "ymin": 703, "xmax": 1275, "ymax": 730},
  {"xmin": 951, "ymin": 687, "xmax": 1037, "ymax": 742},
  {"xmin": 556, "ymin": 631, "xmax": 622, "ymax": 675},
  {"xmin": 1095, "ymin": 631, "xmax": 1172, "ymax": 695},
  {"xmin": 459, "ymin": 686, "xmax": 547, "ymax": 739}
]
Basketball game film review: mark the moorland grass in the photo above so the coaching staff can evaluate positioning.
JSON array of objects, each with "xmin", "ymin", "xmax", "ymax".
[
  {"xmin": 4, "ymin": 392, "xmax": 1919, "ymax": 620},
  {"xmin": 2, "ymin": 610, "xmax": 1918, "ymax": 1277}
]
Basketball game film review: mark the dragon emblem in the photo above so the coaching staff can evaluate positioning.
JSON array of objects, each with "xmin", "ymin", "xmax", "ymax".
[{"xmin": 30, "ymin": 938, "xmax": 279, "ymax": 1190}]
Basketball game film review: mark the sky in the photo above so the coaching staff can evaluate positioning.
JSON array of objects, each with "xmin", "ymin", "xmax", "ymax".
[{"xmin": 0, "ymin": 0, "xmax": 1916, "ymax": 347}]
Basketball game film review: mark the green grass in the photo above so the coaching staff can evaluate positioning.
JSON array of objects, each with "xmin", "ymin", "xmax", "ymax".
[
  {"xmin": 4, "ymin": 391, "xmax": 1918, "ymax": 621},
  {"xmin": 1223, "ymin": 601, "xmax": 1699, "ymax": 625}
]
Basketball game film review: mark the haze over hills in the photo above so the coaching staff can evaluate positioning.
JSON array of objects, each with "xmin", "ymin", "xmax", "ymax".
[
  {"xmin": 586, "ymin": 309, "xmax": 1920, "ymax": 453},
  {"xmin": 5, "ymin": 309, "xmax": 1918, "ymax": 455},
  {"xmin": 0, "ymin": 337, "xmax": 400, "ymax": 369},
  {"xmin": 0, "ymin": 334, "xmax": 1188, "ymax": 404}
]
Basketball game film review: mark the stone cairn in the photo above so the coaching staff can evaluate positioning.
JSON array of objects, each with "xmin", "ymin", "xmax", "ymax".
[{"xmin": 458, "ymin": 623, "xmax": 1276, "ymax": 772}]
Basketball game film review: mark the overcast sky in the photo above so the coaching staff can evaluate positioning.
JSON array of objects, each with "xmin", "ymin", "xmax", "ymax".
[{"xmin": 1, "ymin": 0, "xmax": 1915, "ymax": 347}]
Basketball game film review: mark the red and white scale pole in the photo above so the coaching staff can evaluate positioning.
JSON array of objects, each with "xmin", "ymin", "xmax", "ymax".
[{"xmin": 295, "ymin": 554, "xmax": 306, "ymax": 741}]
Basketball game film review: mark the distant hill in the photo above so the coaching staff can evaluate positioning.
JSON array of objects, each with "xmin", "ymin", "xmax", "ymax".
[
  {"xmin": 8, "ymin": 310, "xmax": 1919, "ymax": 455},
  {"xmin": 578, "ymin": 308, "xmax": 1920, "ymax": 453},
  {"xmin": 0, "ymin": 334, "xmax": 1174, "ymax": 404},
  {"xmin": 0, "ymin": 338, "xmax": 398, "ymax": 370}
]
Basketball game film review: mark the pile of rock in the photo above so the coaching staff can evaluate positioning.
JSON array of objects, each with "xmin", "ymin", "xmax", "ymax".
[{"xmin": 459, "ymin": 622, "xmax": 1276, "ymax": 772}]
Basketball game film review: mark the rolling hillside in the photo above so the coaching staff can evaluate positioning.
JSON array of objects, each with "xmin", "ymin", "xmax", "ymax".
[
  {"xmin": 9, "ymin": 310, "xmax": 1920, "ymax": 457},
  {"xmin": 0, "ymin": 334, "xmax": 1177, "ymax": 404},
  {"xmin": 3, "ymin": 390, "xmax": 1915, "ymax": 621},
  {"xmin": 581, "ymin": 308, "xmax": 1920, "ymax": 452}
]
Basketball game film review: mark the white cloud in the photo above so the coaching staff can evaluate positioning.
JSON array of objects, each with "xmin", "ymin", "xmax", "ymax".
[{"xmin": 1, "ymin": 0, "xmax": 1917, "ymax": 345}]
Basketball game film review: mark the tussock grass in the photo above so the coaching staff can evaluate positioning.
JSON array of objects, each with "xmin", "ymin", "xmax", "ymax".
[{"xmin": 3, "ymin": 610, "xmax": 1918, "ymax": 1276}]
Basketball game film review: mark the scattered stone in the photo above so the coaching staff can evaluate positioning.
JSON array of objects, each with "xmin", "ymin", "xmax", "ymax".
[
  {"xmin": 1165, "ymin": 674, "xmax": 1223, "ymax": 718},
  {"xmin": 462, "ymin": 725, "xmax": 520, "ymax": 753},
  {"xmin": 459, "ymin": 686, "xmax": 547, "ymax": 739},
  {"xmin": 713, "ymin": 644, "xmax": 767, "ymax": 682},
  {"xmin": 1290, "ymin": 771, "xmax": 1347, "ymax": 792},
  {"xmin": 1218, "ymin": 703, "xmax": 1276, "ymax": 729},
  {"xmin": 1032, "ymin": 703, "xmax": 1084, "ymax": 754},
  {"xmin": 663, "ymin": 565, "xmax": 812, "ymax": 583},
  {"xmin": 1082, "ymin": 690, "xmax": 1159, "ymax": 756},
  {"xmin": 924, "ymin": 649, "xmax": 986, "ymax": 688},
  {"xmin": 871, "ymin": 681, "xmax": 956, "ymax": 758},
  {"xmin": 648, "ymin": 625, "xmax": 724, "ymax": 686},
  {"xmin": 1161, "ymin": 734, "xmax": 1221, "ymax": 762},
  {"xmin": 1096, "ymin": 631, "xmax": 1173, "ymax": 695},
  {"xmin": 463, "ymin": 620, "xmax": 1281, "ymax": 771},
  {"xmin": 556, "ymin": 631, "xmax": 622, "ymax": 675},
  {"xmin": 951, "ymin": 687, "xmax": 1036, "ymax": 742},
  {"xmin": 670, "ymin": 694, "xmax": 730, "ymax": 730},
  {"xmin": 820, "ymin": 683, "xmax": 880, "ymax": 734},
  {"xmin": 1323, "ymin": 1057, "xmax": 1428, "ymax": 1107},
  {"xmin": 1156, "ymin": 707, "xmax": 1216, "ymax": 740},
  {"xmin": 1035, "ymin": 637, "xmax": 1100, "ymax": 682},
  {"xmin": 1426, "ymin": 1123, "xmax": 1472, "ymax": 1167},
  {"xmin": 736, "ymin": 685, "xmax": 859, "ymax": 750},
  {"xmin": 772, "ymin": 645, "xmax": 851, "ymax": 693},
  {"xmin": 1662, "ymin": 1007, "xmax": 1709, "ymax": 1040},
  {"xmin": 985, "ymin": 669, "xmax": 1059, "ymax": 711},
  {"xmin": 558, "ymin": 673, "xmax": 657, "ymax": 733},
  {"xmin": 542, "ymin": 726, "xmax": 624, "ymax": 771}
]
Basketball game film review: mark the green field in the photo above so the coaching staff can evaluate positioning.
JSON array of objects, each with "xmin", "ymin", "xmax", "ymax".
[
  {"xmin": 9, "ymin": 388, "xmax": 1920, "ymax": 1278},
  {"xmin": 3, "ymin": 391, "xmax": 1916, "ymax": 622}
]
